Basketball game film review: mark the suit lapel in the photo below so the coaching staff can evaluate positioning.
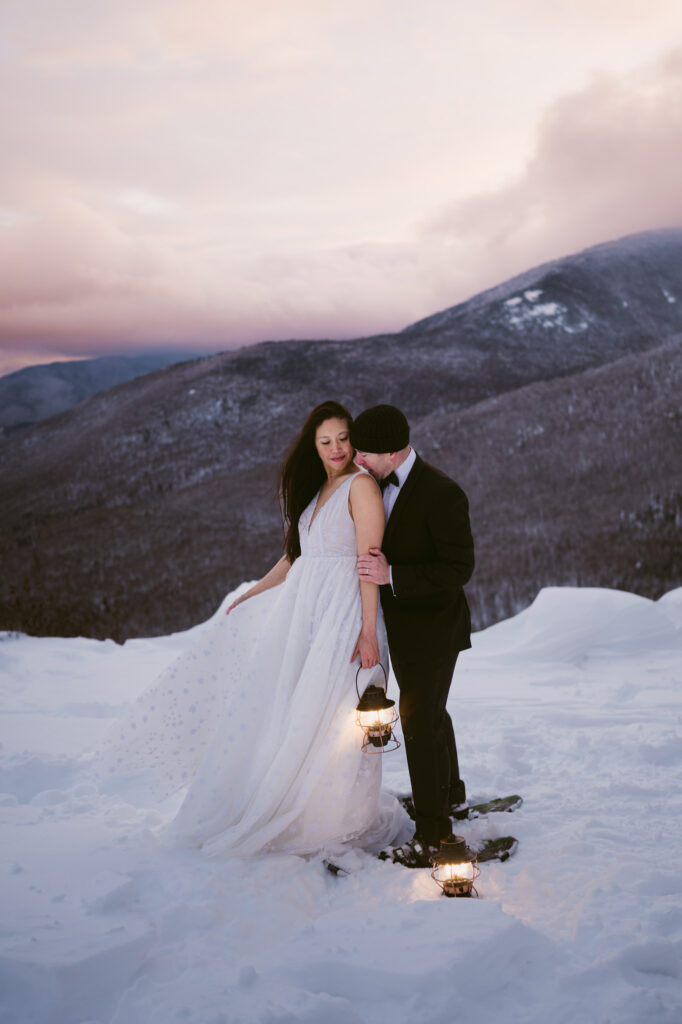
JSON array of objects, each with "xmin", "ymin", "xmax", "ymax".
[{"xmin": 383, "ymin": 454, "xmax": 425, "ymax": 548}]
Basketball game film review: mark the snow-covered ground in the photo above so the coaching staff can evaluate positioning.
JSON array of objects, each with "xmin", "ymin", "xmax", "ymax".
[{"xmin": 1, "ymin": 586, "xmax": 681, "ymax": 1024}]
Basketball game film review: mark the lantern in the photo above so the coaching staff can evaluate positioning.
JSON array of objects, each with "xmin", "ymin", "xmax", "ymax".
[
  {"xmin": 431, "ymin": 836, "xmax": 480, "ymax": 898},
  {"xmin": 355, "ymin": 665, "xmax": 400, "ymax": 753}
]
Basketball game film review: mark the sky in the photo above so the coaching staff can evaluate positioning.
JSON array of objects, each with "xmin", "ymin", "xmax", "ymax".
[{"xmin": 1, "ymin": 0, "xmax": 682, "ymax": 376}]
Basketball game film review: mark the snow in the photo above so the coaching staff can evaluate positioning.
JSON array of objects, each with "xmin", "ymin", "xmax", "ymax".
[
  {"xmin": 1, "ymin": 586, "xmax": 681, "ymax": 1024},
  {"xmin": 501, "ymin": 292, "xmax": 589, "ymax": 334}
]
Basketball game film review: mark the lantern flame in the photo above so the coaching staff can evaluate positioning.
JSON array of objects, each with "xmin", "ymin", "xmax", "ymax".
[
  {"xmin": 435, "ymin": 861, "xmax": 476, "ymax": 882},
  {"xmin": 431, "ymin": 836, "xmax": 480, "ymax": 897},
  {"xmin": 357, "ymin": 706, "xmax": 395, "ymax": 729}
]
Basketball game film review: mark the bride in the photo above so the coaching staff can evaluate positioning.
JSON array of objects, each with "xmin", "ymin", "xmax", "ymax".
[{"xmin": 98, "ymin": 401, "xmax": 405, "ymax": 857}]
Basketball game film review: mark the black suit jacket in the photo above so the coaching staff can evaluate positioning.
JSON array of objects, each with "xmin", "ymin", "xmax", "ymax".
[{"xmin": 380, "ymin": 455, "xmax": 474, "ymax": 663}]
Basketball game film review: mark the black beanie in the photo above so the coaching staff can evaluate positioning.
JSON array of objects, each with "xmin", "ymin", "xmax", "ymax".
[{"xmin": 350, "ymin": 404, "xmax": 410, "ymax": 454}]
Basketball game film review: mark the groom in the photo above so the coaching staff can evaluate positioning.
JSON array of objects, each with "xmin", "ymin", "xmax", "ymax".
[{"xmin": 351, "ymin": 405, "xmax": 474, "ymax": 867}]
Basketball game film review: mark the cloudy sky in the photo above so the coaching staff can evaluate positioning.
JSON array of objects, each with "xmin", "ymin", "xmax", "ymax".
[{"xmin": 1, "ymin": 0, "xmax": 682, "ymax": 376}]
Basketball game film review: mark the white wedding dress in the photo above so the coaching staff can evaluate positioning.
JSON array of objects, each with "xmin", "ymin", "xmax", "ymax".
[{"xmin": 98, "ymin": 472, "xmax": 404, "ymax": 857}]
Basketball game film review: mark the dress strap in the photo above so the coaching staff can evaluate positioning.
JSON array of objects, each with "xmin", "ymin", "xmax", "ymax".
[{"xmin": 308, "ymin": 471, "xmax": 363, "ymax": 532}]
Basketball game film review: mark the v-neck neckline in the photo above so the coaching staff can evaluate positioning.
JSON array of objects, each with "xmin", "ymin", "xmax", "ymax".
[{"xmin": 307, "ymin": 473, "xmax": 356, "ymax": 534}]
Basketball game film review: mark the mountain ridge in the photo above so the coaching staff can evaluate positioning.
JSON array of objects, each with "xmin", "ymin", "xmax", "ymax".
[
  {"xmin": 406, "ymin": 227, "xmax": 682, "ymax": 329},
  {"xmin": 0, "ymin": 350, "xmax": 207, "ymax": 431},
  {"xmin": 1, "ymin": 228, "xmax": 681, "ymax": 639},
  {"xmin": 3, "ymin": 227, "xmax": 682, "ymax": 433},
  {"xmin": 1, "ymin": 338, "xmax": 678, "ymax": 640}
]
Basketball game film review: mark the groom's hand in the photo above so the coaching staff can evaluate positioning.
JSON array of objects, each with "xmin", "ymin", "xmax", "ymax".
[{"xmin": 357, "ymin": 548, "xmax": 390, "ymax": 585}]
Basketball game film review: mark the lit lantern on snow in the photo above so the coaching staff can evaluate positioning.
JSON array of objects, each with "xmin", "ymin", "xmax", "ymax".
[
  {"xmin": 431, "ymin": 836, "xmax": 480, "ymax": 898},
  {"xmin": 355, "ymin": 665, "xmax": 400, "ymax": 754}
]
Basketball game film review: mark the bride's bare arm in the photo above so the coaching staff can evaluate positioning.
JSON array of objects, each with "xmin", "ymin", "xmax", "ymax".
[
  {"xmin": 225, "ymin": 555, "xmax": 291, "ymax": 614},
  {"xmin": 348, "ymin": 474, "xmax": 385, "ymax": 667}
]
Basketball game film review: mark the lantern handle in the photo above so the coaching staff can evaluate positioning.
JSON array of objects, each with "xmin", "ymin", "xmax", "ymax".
[{"xmin": 355, "ymin": 662, "xmax": 388, "ymax": 702}]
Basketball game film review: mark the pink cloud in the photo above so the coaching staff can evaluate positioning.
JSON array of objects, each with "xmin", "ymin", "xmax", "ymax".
[
  {"xmin": 1, "ymin": 16, "xmax": 682, "ymax": 375},
  {"xmin": 415, "ymin": 49, "xmax": 682, "ymax": 309}
]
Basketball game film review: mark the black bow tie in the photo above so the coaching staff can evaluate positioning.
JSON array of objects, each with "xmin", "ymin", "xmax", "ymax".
[{"xmin": 379, "ymin": 471, "xmax": 399, "ymax": 492}]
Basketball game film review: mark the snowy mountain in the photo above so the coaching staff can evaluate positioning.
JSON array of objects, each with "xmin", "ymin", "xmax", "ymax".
[
  {"xmin": 413, "ymin": 339, "xmax": 682, "ymax": 626},
  {"xmin": 406, "ymin": 228, "xmax": 682, "ymax": 350},
  {"xmin": 1, "ymin": 229, "xmax": 681, "ymax": 640},
  {"xmin": 3, "ymin": 227, "xmax": 682, "ymax": 435},
  {"xmin": 0, "ymin": 351, "xmax": 203, "ymax": 431}
]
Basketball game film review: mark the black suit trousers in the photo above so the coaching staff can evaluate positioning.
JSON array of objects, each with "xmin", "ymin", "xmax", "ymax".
[{"xmin": 390, "ymin": 633, "xmax": 463, "ymax": 846}]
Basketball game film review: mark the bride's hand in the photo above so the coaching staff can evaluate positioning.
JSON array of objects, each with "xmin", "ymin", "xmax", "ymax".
[
  {"xmin": 225, "ymin": 594, "xmax": 248, "ymax": 615},
  {"xmin": 351, "ymin": 628, "xmax": 380, "ymax": 669}
]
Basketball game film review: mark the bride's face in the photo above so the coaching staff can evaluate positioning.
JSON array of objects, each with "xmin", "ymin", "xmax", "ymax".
[{"xmin": 315, "ymin": 417, "xmax": 353, "ymax": 476}]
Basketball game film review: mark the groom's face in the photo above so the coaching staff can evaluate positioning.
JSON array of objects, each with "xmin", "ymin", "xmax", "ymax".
[{"xmin": 354, "ymin": 450, "xmax": 394, "ymax": 481}]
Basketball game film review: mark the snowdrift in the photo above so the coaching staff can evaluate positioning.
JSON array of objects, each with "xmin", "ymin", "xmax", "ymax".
[{"xmin": 1, "ymin": 586, "xmax": 681, "ymax": 1024}]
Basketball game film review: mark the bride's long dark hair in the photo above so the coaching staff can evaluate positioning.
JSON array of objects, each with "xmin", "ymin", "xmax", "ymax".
[{"xmin": 280, "ymin": 400, "xmax": 353, "ymax": 564}]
